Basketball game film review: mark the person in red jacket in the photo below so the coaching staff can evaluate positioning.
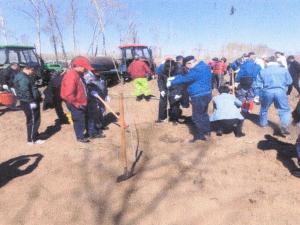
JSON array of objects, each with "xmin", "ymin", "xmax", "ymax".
[
  {"xmin": 212, "ymin": 58, "xmax": 227, "ymax": 89},
  {"xmin": 128, "ymin": 55, "xmax": 152, "ymax": 101},
  {"xmin": 61, "ymin": 56, "xmax": 93, "ymax": 143}
]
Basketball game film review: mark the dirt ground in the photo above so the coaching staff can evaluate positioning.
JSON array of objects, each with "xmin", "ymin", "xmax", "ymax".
[{"xmin": 1, "ymin": 80, "xmax": 300, "ymax": 225}]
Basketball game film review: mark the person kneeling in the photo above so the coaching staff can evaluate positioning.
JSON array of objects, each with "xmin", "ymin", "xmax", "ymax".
[{"xmin": 210, "ymin": 86, "xmax": 245, "ymax": 137}]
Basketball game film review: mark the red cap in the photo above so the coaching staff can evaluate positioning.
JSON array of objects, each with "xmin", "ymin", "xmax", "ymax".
[{"xmin": 72, "ymin": 56, "xmax": 94, "ymax": 71}]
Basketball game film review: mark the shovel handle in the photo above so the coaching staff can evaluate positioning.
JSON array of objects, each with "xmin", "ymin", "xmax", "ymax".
[{"xmin": 96, "ymin": 95, "xmax": 119, "ymax": 119}]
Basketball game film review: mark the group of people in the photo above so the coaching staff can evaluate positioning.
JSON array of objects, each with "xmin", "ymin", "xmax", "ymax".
[
  {"xmin": 154, "ymin": 51, "xmax": 300, "ymax": 148},
  {"xmin": 0, "ymin": 56, "xmax": 109, "ymax": 144},
  {"xmin": 1, "ymin": 52, "xmax": 300, "ymax": 162}
]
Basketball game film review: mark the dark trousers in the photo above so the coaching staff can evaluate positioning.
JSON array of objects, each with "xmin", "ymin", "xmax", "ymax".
[
  {"xmin": 180, "ymin": 88, "xmax": 190, "ymax": 108},
  {"xmin": 20, "ymin": 101, "xmax": 41, "ymax": 142},
  {"xmin": 212, "ymin": 74, "xmax": 224, "ymax": 89},
  {"xmin": 53, "ymin": 97, "xmax": 67, "ymax": 123},
  {"xmin": 287, "ymin": 76, "xmax": 300, "ymax": 95},
  {"xmin": 87, "ymin": 101, "xmax": 103, "ymax": 136},
  {"xmin": 67, "ymin": 103, "xmax": 86, "ymax": 139},
  {"xmin": 212, "ymin": 119, "xmax": 244, "ymax": 136},
  {"xmin": 191, "ymin": 94, "xmax": 212, "ymax": 138},
  {"xmin": 158, "ymin": 96, "xmax": 181, "ymax": 121}
]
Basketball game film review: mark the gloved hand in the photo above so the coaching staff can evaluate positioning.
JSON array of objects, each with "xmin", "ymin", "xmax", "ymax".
[
  {"xmin": 29, "ymin": 102, "xmax": 37, "ymax": 109},
  {"xmin": 166, "ymin": 77, "xmax": 175, "ymax": 88},
  {"xmin": 2, "ymin": 84, "xmax": 9, "ymax": 91},
  {"xmin": 254, "ymin": 96, "xmax": 260, "ymax": 104},
  {"xmin": 160, "ymin": 91, "xmax": 166, "ymax": 97},
  {"xmin": 91, "ymin": 91, "xmax": 100, "ymax": 98},
  {"xmin": 105, "ymin": 96, "xmax": 111, "ymax": 102},
  {"xmin": 174, "ymin": 95, "xmax": 182, "ymax": 100},
  {"xmin": 10, "ymin": 88, "xmax": 16, "ymax": 96},
  {"xmin": 79, "ymin": 105, "xmax": 86, "ymax": 110}
]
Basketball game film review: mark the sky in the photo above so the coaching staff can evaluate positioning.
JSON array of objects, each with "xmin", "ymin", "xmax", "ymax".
[{"xmin": 0, "ymin": 0, "xmax": 300, "ymax": 57}]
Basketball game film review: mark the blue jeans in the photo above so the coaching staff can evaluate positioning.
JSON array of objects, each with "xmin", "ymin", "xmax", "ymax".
[
  {"xmin": 191, "ymin": 94, "xmax": 212, "ymax": 138},
  {"xmin": 260, "ymin": 89, "xmax": 291, "ymax": 127},
  {"xmin": 67, "ymin": 103, "xmax": 86, "ymax": 139}
]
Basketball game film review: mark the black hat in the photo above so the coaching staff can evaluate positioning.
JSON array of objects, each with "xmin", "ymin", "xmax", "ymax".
[
  {"xmin": 266, "ymin": 56, "xmax": 276, "ymax": 63},
  {"xmin": 183, "ymin": 55, "xmax": 195, "ymax": 65},
  {"xmin": 287, "ymin": 55, "xmax": 295, "ymax": 61},
  {"xmin": 248, "ymin": 52, "xmax": 255, "ymax": 57},
  {"xmin": 176, "ymin": 55, "xmax": 184, "ymax": 62}
]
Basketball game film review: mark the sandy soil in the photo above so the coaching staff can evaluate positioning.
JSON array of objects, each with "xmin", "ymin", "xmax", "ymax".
[{"xmin": 0, "ymin": 80, "xmax": 300, "ymax": 225}]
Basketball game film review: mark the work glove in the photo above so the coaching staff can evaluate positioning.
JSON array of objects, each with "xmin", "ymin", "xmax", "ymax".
[
  {"xmin": 174, "ymin": 95, "xmax": 182, "ymax": 100},
  {"xmin": 166, "ymin": 77, "xmax": 175, "ymax": 88},
  {"xmin": 79, "ymin": 105, "xmax": 86, "ymax": 110},
  {"xmin": 105, "ymin": 96, "xmax": 111, "ymax": 102},
  {"xmin": 160, "ymin": 91, "xmax": 166, "ymax": 97},
  {"xmin": 29, "ymin": 102, "xmax": 37, "ymax": 109},
  {"xmin": 91, "ymin": 90, "xmax": 100, "ymax": 98},
  {"xmin": 10, "ymin": 88, "xmax": 16, "ymax": 96},
  {"xmin": 254, "ymin": 96, "xmax": 260, "ymax": 104},
  {"xmin": 2, "ymin": 84, "xmax": 9, "ymax": 91}
]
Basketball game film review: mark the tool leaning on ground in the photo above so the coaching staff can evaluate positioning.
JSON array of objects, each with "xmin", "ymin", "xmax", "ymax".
[{"xmin": 94, "ymin": 93, "xmax": 134, "ymax": 182}]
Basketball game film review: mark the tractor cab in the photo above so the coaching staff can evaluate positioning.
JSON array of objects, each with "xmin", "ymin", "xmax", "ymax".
[
  {"xmin": 0, "ymin": 45, "xmax": 46, "ymax": 85},
  {"xmin": 119, "ymin": 44, "xmax": 155, "ymax": 80}
]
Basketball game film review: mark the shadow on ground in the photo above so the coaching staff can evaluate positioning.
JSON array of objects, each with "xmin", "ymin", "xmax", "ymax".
[
  {"xmin": 0, "ymin": 154, "xmax": 43, "ymax": 188},
  {"xmin": 257, "ymin": 134, "xmax": 300, "ymax": 177}
]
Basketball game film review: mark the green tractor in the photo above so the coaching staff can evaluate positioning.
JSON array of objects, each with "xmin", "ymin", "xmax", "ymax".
[{"xmin": 0, "ymin": 45, "xmax": 65, "ymax": 86}]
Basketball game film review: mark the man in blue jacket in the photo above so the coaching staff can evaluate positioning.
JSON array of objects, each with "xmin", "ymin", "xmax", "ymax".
[
  {"xmin": 236, "ymin": 52, "xmax": 261, "ymax": 106},
  {"xmin": 256, "ymin": 56, "xmax": 292, "ymax": 134},
  {"xmin": 167, "ymin": 58, "xmax": 212, "ymax": 142}
]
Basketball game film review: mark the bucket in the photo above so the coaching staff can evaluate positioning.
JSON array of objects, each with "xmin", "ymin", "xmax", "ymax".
[{"xmin": 0, "ymin": 92, "xmax": 15, "ymax": 106}]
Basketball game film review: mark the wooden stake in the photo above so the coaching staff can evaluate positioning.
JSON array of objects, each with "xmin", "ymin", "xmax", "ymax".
[
  {"xmin": 119, "ymin": 93, "xmax": 128, "ymax": 172},
  {"xmin": 231, "ymin": 71, "xmax": 236, "ymax": 96}
]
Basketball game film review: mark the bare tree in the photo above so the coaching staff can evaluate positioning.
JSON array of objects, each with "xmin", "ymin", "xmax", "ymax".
[
  {"xmin": 0, "ymin": 16, "xmax": 8, "ymax": 44},
  {"xmin": 69, "ymin": 0, "xmax": 78, "ymax": 54},
  {"xmin": 42, "ymin": 0, "xmax": 58, "ymax": 62},
  {"xmin": 90, "ymin": 0, "xmax": 122, "ymax": 56},
  {"xmin": 29, "ymin": 0, "xmax": 42, "ymax": 56},
  {"xmin": 43, "ymin": 0, "xmax": 68, "ymax": 62}
]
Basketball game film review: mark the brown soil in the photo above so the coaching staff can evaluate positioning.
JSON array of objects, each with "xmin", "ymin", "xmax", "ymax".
[{"xmin": 0, "ymin": 80, "xmax": 300, "ymax": 225}]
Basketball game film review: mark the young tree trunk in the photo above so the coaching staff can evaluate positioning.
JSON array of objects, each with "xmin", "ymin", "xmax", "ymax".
[
  {"xmin": 70, "ymin": 0, "xmax": 77, "ymax": 54},
  {"xmin": 49, "ymin": 4, "xmax": 68, "ymax": 63}
]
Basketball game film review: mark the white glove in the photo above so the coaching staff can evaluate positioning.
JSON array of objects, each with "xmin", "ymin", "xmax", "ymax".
[
  {"xmin": 2, "ymin": 84, "xmax": 9, "ymax": 90},
  {"xmin": 160, "ymin": 91, "xmax": 166, "ymax": 97},
  {"xmin": 105, "ymin": 96, "xmax": 111, "ymax": 102},
  {"xmin": 234, "ymin": 82, "xmax": 239, "ymax": 88},
  {"xmin": 174, "ymin": 95, "xmax": 182, "ymax": 100},
  {"xmin": 10, "ymin": 88, "xmax": 16, "ymax": 96},
  {"xmin": 254, "ymin": 96, "xmax": 260, "ymax": 104},
  {"xmin": 166, "ymin": 77, "xmax": 175, "ymax": 88},
  {"xmin": 30, "ymin": 102, "xmax": 37, "ymax": 109},
  {"xmin": 91, "ymin": 91, "xmax": 100, "ymax": 98}
]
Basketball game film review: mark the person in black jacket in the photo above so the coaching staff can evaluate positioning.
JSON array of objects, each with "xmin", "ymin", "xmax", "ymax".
[
  {"xmin": 287, "ymin": 55, "xmax": 300, "ymax": 96},
  {"xmin": 0, "ymin": 63, "xmax": 19, "ymax": 90},
  {"xmin": 84, "ymin": 71, "xmax": 107, "ymax": 139},
  {"xmin": 13, "ymin": 64, "xmax": 44, "ymax": 144},
  {"xmin": 43, "ymin": 70, "xmax": 68, "ymax": 124},
  {"xmin": 156, "ymin": 59, "xmax": 183, "ymax": 124}
]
